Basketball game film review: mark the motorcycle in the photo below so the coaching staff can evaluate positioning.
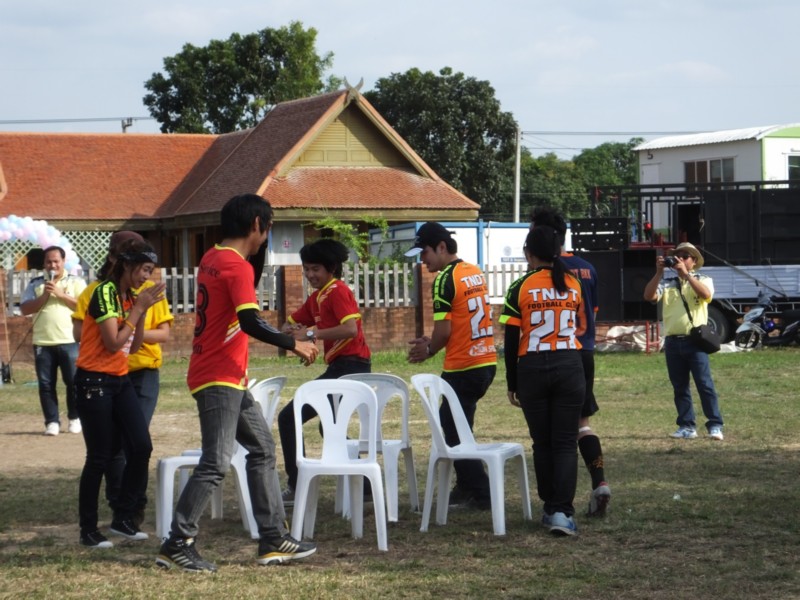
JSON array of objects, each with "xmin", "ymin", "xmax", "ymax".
[{"xmin": 734, "ymin": 289, "xmax": 800, "ymax": 349}]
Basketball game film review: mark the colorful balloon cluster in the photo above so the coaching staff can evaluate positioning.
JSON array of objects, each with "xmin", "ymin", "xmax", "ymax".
[{"xmin": 0, "ymin": 214, "xmax": 81, "ymax": 274}]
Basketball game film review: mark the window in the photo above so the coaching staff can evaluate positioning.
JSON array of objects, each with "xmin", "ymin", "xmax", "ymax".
[{"xmin": 684, "ymin": 158, "xmax": 734, "ymax": 189}]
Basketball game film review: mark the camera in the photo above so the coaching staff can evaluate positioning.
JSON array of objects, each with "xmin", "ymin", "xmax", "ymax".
[{"xmin": 663, "ymin": 256, "xmax": 678, "ymax": 268}]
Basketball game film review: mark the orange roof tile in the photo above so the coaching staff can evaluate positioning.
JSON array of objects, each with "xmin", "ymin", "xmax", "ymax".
[
  {"xmin": 0, "ymin": 132, "xmax": 214, "ymax": 222},
  {"xmin": 266, "ymin": 167, "xmax": 479, "ymax": 210}
]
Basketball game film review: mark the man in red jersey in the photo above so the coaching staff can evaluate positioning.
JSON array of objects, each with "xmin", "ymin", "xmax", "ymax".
[
  {"xmin": 156, "ymin": 194, "xmax": 319, "ymax": 573},
  {"xmin": 406, "ymin": 222, "xmax": 497, "ymax": 510}
]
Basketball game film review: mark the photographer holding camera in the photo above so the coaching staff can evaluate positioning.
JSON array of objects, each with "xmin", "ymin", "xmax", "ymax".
[{"xmin": 643, "ymin": 242, "xmax": 724, "ymax": 441}]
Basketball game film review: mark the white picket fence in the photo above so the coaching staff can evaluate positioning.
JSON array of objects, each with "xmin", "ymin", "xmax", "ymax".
[{"xmin": 4, "ymin": 262, "xmax": 529, "ymax": 314}]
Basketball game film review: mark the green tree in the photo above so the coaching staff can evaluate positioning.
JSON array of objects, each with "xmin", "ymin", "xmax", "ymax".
[
  {"xmin": 573, "ymin": 138, "xmax": 643, "ymax": 187},
  {"xmin": 364, "ymin": 67, "xmax": 517, "ymax": 220},
  {"xmin": 143, "ymin": 22, "xmax": 339, "ymax": 133},
  {"xmin": 520, "ymin": 151, "xmax": 589, "ymax": 219}
]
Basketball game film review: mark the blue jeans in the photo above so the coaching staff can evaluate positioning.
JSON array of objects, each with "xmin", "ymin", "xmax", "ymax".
[
  {"xmin": 516, "ymin": 352, "xmax": 584, "ymax": 517},
  {"xmin": 441, "ymin": 365, "xmax": 496, "ymax": 501},
  {"xmin": 129, "ymin": 368, "xmax": 160, "ymax": 426},
  {"xmin": 278, "ymin": 356, "xmax": 371, "ymax": 489},
  {"xmin": 75, "ymin": 369, "xmax": 152, "ymax": 534},
  {"xmin": 104, "ymin": 368, "xmax": 161, "ymax": 510},
  {"xmin": 664, "ymin": 336, "xmax": 724, "ymax": 431},
  {"xmin": 34, "ymin": 343, "xmax": 79, "ymax": 425},
  {"xmin": 171, "ymin": 386, "xmax": 286, "ymax": 539}
]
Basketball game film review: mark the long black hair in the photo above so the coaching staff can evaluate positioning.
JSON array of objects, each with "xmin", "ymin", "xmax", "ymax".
[{"xmin": 525, "ymin": 225, "xmax": 568, "ymax": 294}]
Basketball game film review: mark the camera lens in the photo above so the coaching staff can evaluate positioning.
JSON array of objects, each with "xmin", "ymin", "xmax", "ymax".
[{"xmin": 664, "ymin": 256, "xmax": 677, "ymax": 267}]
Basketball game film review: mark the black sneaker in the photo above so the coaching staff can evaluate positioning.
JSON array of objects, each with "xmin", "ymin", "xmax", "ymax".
[
  {"xmin": 257, "ymin": 533, "xmax": 317, "ymax": 565},
  {"xmin": 80, "ymin": 530, "xmax": 113, "ymax": 549},
  {"xmin": 156, "ymin": 536, "xmax": 218, "ymax": 573},
  {"xmin": 448, "ymin": 486, "xmax": 475, "ymax": 508},
  {"xmin": 109, "ymin": 518, "xmax": 148, "ymax": 541},
  {"xmin": 281, "ymin": 486, "xmax": 295, "ymax": 507}
]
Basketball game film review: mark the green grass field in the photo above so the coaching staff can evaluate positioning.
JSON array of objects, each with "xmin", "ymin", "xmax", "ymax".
[{"xmin": 0, "ymin": 347, "xmax": 798, "ymax": 599}]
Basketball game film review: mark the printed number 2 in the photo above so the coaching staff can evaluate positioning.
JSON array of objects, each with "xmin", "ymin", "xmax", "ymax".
[
  {"xmin": 467, "ymin": 294, "xmax": 493, "ymax": 340},
  {"xmin": 527, "ymin": 309, "xmax": 576, "ymax": 351}
]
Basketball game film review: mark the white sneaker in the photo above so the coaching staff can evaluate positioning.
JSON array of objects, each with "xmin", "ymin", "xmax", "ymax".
[
  {"xmin": 44, "ymin": 422, "xmax": 60, "ymax": 436},
  {"xmin": 708, "ymin": 426, "xmax": 724, "ymax": 441},
  {"xmin": 670, "ymin": 427, "xmax": 697, "ymax": 439},
  {"xmin": 68, "ymin": 419, "xmax": 82, "ymax": 434}
]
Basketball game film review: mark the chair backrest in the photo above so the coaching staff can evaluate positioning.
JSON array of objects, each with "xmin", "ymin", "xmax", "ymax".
[
  {"xmin": 247, "ymin": 378, "xmax": 259, "ymax": 389},
  {"xmin": 339, "ymin": 373, "xmax": 411, "ymax": 444},
  {"xmin": 293, "ymin": 379, "xmax": 379, "ymax": 463},
  {"xmin": 410, "ymin": 373, "xmax": 476, "ymax": 453},
  {"xmin": 249, "ymin": 376, "xmax": 287, "ymax": 429}
]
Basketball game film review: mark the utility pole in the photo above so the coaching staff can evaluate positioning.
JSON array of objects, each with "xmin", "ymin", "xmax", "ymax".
[
  {"xmin": 514, "ymin": 126, "xmax": 521, "ymax": 222},
  {"xmin": 121, "ymin": 118, "xmax": 133, "ymax": 133}
]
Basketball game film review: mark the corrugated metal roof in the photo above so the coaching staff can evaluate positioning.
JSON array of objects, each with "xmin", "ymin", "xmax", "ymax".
[{"xmin": 635, "ymin": 123, "xmax": 800, "ymax": 151}]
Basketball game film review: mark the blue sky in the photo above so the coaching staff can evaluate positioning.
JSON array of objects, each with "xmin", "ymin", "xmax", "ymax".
[{"xmin": 1, "ymin": 0, "xmax": 798, "ymax": 157}]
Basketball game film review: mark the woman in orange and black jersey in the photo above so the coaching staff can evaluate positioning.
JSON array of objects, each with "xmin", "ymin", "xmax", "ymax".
[{"xmin": 499, "ymin": 225, "xmax": 586, "ymax": 536}]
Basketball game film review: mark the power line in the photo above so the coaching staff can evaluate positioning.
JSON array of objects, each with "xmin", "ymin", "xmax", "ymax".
[
  {"xmin": 0, "ymin": 116, "xmax": 154, "ymax": 125},
  {"xmin": 522, "ymin": 130, "xmax": 699, "ymax": 136}
]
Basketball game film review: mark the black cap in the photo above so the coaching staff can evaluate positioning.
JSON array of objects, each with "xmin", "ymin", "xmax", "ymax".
[{"xmin": 404, "ymin": 222, "xmax": 454, "ymax": 257}]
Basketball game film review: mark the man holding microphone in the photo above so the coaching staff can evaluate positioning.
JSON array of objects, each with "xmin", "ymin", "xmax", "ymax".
[{"xmin": 21, "ymin": 245, "xmax": 87, "ymax": 435}]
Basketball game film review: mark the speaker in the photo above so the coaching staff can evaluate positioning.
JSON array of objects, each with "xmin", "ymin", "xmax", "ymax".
[{"xmin": 574, "ymin": 250, "xmax": 622, "ymax": 322}]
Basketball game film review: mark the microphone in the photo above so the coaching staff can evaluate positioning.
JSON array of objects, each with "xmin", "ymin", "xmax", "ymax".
[{"xmin": 48, "ymin": 270, "xmax": 56, "ymax": 281}]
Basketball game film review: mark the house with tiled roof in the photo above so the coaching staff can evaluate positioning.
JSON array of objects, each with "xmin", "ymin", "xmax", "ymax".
[{"xmin": 0, "ymin": 87, "xmax": 479, "ymax": 270}]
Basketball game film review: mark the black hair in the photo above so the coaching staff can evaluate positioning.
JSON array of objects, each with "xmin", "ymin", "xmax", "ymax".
[
  {"xmin": 525, "ymin": 226, "xmax": 568, "ymax": 294},
  {"xmin": 221, "ymin": 194, "xmax": 273, "ymax": 238},
  {"xmin": 42, "ymin": 246, "xmax": 65, "ymax": 259},
  {"xmin": 442, "ymin": 237, "xmax": 458, "ymax": 254},
  {"xmin": 109, "ymin": 239, "xmax": 158, "ymax": 286},
  {"xmin": 529, "ymin": 207, "xmax": 567, "ymax": 244},
  {"xmin": 299, "ymin": 238, "xmax": 350, "ymax": 278}
]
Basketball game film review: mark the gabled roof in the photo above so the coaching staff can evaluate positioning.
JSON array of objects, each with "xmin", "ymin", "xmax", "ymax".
[
  {"xmin": 160, "ymin": 90, "xmax": 477, "ymax": 219},
  {"xmin": 635, "ymin": 123, "xmax": 800, "ymax": 151},
  {"xmin": 0, "ymin": 132, "xmax": 214, "ymax": 222},
  {"xmin": 0, "ymin": 88, "xmax": 479, "ymax": 227}
]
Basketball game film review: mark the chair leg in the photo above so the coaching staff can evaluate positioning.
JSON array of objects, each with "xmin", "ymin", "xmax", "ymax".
[
  {"xmin": 367, "ymin": 470, "xmax": 388, "ymax": 551},
  {"xmin": 402, "ymin": 448, "xmax": 420, "ymax": 512},
  {"xmin": 515, "ymin": 454, "xmax": 533, "ymax": 521},
  {"xmin": 420, "ymin": 455, "xmax": 438, "ymax": 532},
  {"xmin": 303, "ymin": 478, "xmax": 322, "ymax": 540},
  {"xmin": 435, "ymin": 461, "xmax": 454, "ymax": 526},
  {"xmin": 348, "ymin": 475, "xmax": 364, "ymax": 539},
  {"xmin": 382, "ymin": 448, "xmax": 401, "ymax": 522},
  {"xmin": 155, "ymin": 459, "xmax": 173, "ymax": 542},
  {"xmin": 229, "ymin": 459, "xmax": 258, "ymax": 539},
  {"xmin": 290, "ymin": 474, "xmax": 312, "ymax": 541},
  {"xmin": 486, "ymin": 458, "xmax": 507, "ymax": 536}
]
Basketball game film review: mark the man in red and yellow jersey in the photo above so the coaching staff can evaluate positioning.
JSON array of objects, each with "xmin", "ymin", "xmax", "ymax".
[
  {"xmin": 156, "ymin": 194, "xmax": 319, "ymax": 573},
  {"xmin": 406, "ymin": 222, "xmax": 497, "ymax": 510}
]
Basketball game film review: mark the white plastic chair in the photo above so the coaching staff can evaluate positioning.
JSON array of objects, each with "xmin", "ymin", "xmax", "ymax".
[
  {"xmin": 290, "ymin": 379, "xmax": 388, "ymax": 551},
  {"xmin": 154, "ymin": 376, "xmax": 286, "ymax": 541},
  {"xmin": 339, "ymin": 373, "xmax": 419, "ymax": 522},
  {"xmin": 410, "ymin": 373, "xmax": 532, "ymax": 536}
]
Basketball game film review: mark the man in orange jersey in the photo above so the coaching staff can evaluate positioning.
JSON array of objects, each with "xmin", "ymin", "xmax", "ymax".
[{"xmin": 406, "ymin": 222, "xmax": 497, "ymax": 510}]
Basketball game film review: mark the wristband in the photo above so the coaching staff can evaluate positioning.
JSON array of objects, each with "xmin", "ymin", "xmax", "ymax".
[{"xmin": 124, "ymin": 319, "xmax": 136, "ymax": 331}]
